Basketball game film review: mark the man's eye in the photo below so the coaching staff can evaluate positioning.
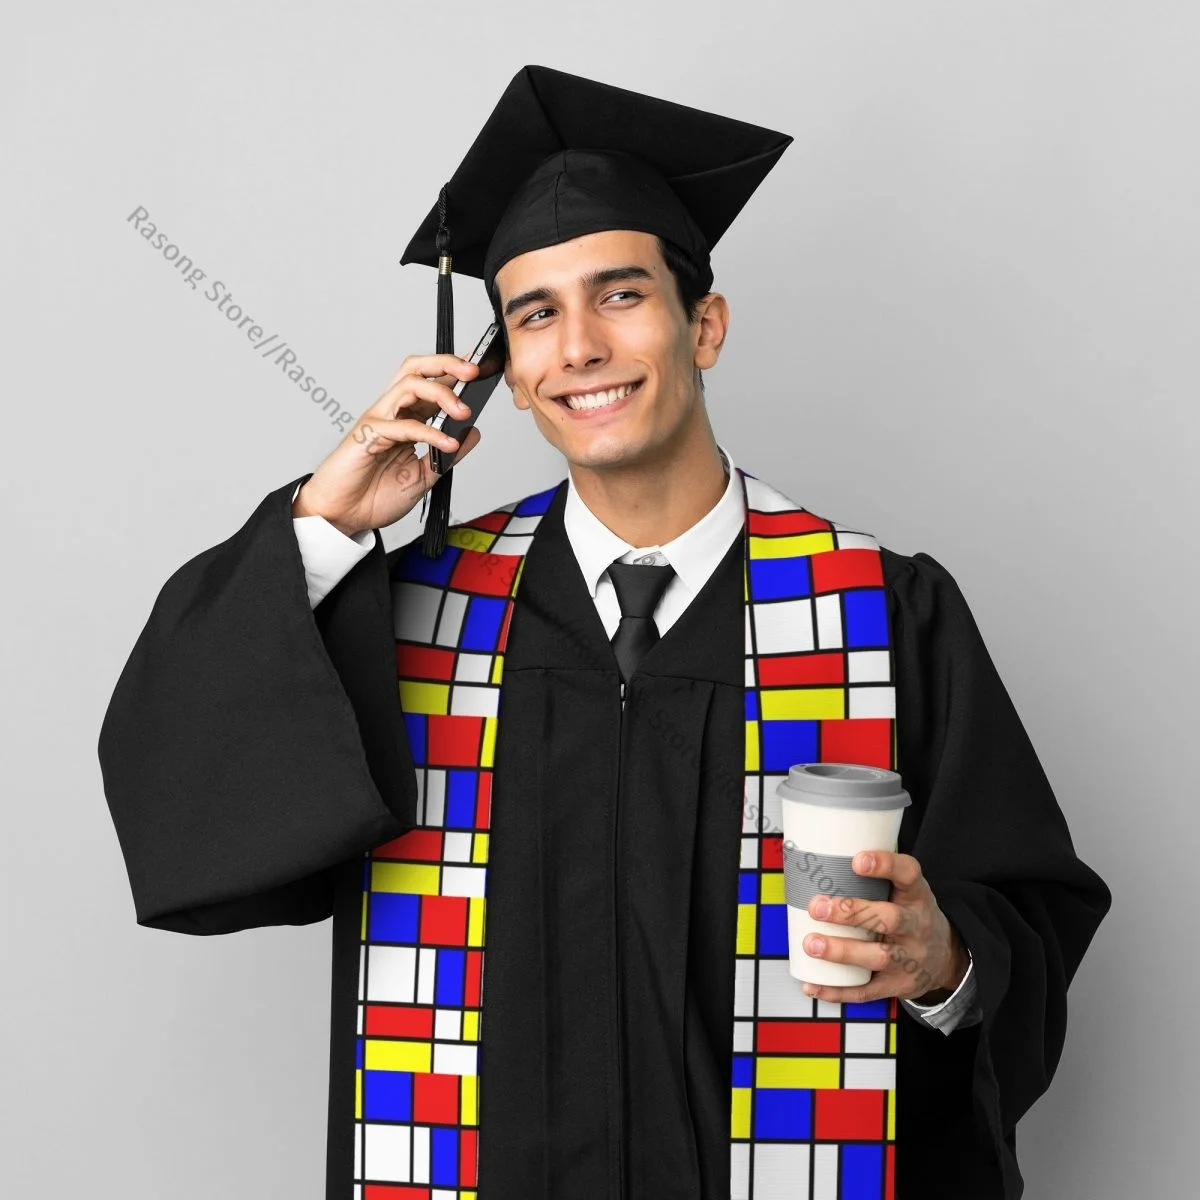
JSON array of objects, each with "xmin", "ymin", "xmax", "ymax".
[{"xmin": 520, "ymin": 291, "xmax": 640, "ymax": 327}]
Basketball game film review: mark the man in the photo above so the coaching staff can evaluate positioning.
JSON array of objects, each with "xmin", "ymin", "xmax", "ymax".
[{"xmin": 98, "ymin": 66, "xmax": 1111, "ymax": 1199}]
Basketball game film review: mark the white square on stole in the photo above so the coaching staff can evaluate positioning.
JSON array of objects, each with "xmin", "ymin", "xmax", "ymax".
[
  {"xmin": 754, "ymin": 1143, "xmax": 810, "ymax": 1196},
  {"xmin": 434, "ymin": 1008, "xmax": 462, "ymax": 1041},
  {"xmin": 454, "ymin": 653, "xmax": 492, "ymax": 683},
  {"xmin": 730, "ymin": 1142, "xmax": 750, "ymax": 1200},
  {"xmin": 757, "ymin": 960, "xmax": 810, "ymax": 1017},
  {"xmin": 394, "ymin": 583, "xmax": 441, "ymax": 643},
  {"xmin": 848, "ymin": 685, "xmax": 895, "ymax": 719},
  {"xmin": 364, "ymin": 1123, "xmax": 412, "ymax": 1183},
  {"xmin": 844, "ymin": 1057, "xmax": 896, "ymax": 1090},
  {"xmin": 435, "ymin": 591, "xmax": 468, "ymax": 647},
  {"xmin": 844, "ymin": 1021, "xmax": 886, "ymax": 1055},
  {"xmin": 734, "ymin": 959, "xmax": 756, "ymax": 1017},
  {"xmin": 443, "ymin": 831, "xmax": 473, "ymax": 863},
  {"xmin": 813, "ymin": 1143, "xmax": 839, "ymax": 1200},
  {"xmin": 365, "ymin": 946, "xmax": 417, "ymax": 1003},
  {"xmin": 753, "ymin": 598, "xmax": 815, "ymax": 655},
  {"xmin": 847, "ymin": 649, "xmax": 890, "ymax": 683}
]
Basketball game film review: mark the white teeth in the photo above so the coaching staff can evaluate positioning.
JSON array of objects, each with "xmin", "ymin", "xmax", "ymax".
[{"xmin": 563, "ymin": 382, "xmax": 637, "ymax": 410}]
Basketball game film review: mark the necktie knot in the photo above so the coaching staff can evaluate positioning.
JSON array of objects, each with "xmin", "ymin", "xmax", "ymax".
[
  {"xmin": 607, "ymin": 558, "xmax": 676, "ymax": 686},
  {"xmin": 607, "ymin": 559, "xmax": 676, "ymax": 620}
]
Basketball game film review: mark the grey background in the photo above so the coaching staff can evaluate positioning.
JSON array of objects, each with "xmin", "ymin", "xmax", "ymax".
[{"xmin": 2, "ymin": 1, "xmax": 1192, "ymax": 1195}]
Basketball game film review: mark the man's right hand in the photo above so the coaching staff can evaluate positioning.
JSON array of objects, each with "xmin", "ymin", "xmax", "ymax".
[{"xmin": 292, "ymin": 353, "xmax": 485, "ymax": 538}]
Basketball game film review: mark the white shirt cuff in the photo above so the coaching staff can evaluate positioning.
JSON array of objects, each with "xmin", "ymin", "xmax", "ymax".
[
  {"xmin": 291, "ymin": 481, "xmax": 374, "ymax": 608},
  {"xmin": 899, "ymin": 947, "xmax": 982, "ymax": 1036}
]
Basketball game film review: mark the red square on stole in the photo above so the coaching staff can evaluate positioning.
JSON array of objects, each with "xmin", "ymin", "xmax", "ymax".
[
  {"xmin": 757, "ymin": 1020, "xmax": 842, "ymax": 1054},
  {"xmin": 460, "ymin": 1129, "xmax": 478, "ymax": 1187},
  {"xmin": 413, "ymin": 1072, "xmax": 460, "ymax": 1124},
  {"xmin": 759, "ymin": 652, "xmax": 845, "ymax": 687},
  {"xmin": 811, "ymin": 548, "xmax": 884, "ymax": 593},
  {"xmin": 467, "ymin": 511, "xmax": 509, "ymax": 533},
  {"xmin": 372, "ymin": 828, "xmax": 443, "ymax": 863},
  {"xmin": 747, "ymin": 510, "xmax": 832, "ymax": 536},
  {"xmin": 761, "ymin": 834, "xmax": 784, "ymax": 870},
  {"xmin": 814, "ymin": 1088, "xmax": 885, "ymax": 1141},
  {"xmin": 450, "ymin": 551, "xmax": 517, "ymax": 596},
  {"xmin": 365, "ymin": 1005, "xmax": 434, "ymax": 1039},
  {"xmin": 428, "ymin": 716, "xmax": 484, "ymax": 767},
  {"xmin": 475, "ymin": 772, "xmax": 492, "ymax": 830},
  {"xmin": 397, "ymin": 643, "xmax": 455, "ymax": 681},
  {"xmin": 419, "ymin": 895, "xmax": 469, "ymax": 946},
  {"xmin": 821, "ymin": 718, "xmax": 892, "ymax": 769},
  {"xmin": 464, "ymin": 950, "xmax": 483, "ymax": 1007}
]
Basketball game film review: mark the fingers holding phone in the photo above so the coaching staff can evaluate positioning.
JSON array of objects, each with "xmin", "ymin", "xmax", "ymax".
[{"xmin": 292, "ymin": 350, "xmax": 484, "ymax": 538}]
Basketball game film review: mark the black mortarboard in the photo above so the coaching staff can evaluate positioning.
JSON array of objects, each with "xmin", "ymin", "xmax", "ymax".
[{"xmin": 400, "ymin": 64, "xmax": 793, "ymax": 556}]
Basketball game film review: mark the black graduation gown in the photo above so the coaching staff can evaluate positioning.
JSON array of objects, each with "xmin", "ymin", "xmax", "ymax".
[{"xmin": 97, "ymin": 473, "xmax": 1112, "ymax": 1200}]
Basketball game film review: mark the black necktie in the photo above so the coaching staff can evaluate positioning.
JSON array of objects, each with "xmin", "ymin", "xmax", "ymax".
[{"xmin": 607, "ymin": 558, "xmax": 676, "ymax": 685}]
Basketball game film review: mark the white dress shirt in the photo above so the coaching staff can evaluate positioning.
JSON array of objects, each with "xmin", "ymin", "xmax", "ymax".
[{"xmin": 290, "ymin": 449, "xmax": 981, "ymax": 1034}]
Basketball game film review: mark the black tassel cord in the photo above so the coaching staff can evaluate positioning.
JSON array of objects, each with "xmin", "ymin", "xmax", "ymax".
[{"xmin": 421, "ymin": 183, "xmax": 456, "ymax": 558}]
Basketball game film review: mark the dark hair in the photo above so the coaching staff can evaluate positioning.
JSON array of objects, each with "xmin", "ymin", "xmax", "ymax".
[
  {"xmin": 656, "ymin": 235, "xmax": 710, "ymax": 392},
  {"xmin": 655, "ymin": 235, "xmax": 711, "ymax": 325},
  {"xmin": 487, "ymin": 234, "xmax": 713, "ymax": 391}
]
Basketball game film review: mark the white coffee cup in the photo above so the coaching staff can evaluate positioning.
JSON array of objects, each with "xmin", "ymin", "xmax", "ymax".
[{"xmin": 776, "ymin": 763, "xmax": 911, "ymax": 987}]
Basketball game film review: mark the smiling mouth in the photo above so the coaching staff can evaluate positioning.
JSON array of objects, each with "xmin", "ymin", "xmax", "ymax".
[{"xmin": 554, "ymin": 380, "xmax": 642, "ymax": 411}]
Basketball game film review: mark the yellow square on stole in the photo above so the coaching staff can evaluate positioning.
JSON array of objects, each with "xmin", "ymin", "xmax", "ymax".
[
  {"xmin": 462, "ymin": 1010, "xmax": 480, "ymax": 1042},
  {"xmin": 760, "ymin": 873, "xmax": 786, "ymax": 905},
  {"xmin": 447, "ymin": 527, "xmax": 495, "ymax": 553},
  {"xmin": 887, "ymin": 1088, "xmax": 896, "ymax": 1140},
  {"xmin": 371, "ymin": 862, "xmax": 440, "ymax": 895},
  {"xmin": 761, "ymin": 687, "xmax": 846, "ymax": 721},
  {"xmin": 481, "ymin": 717, "xmax": 497, "ymax": 768},
  {"xmin": 748, "ymin": 531, "xmax": 835, "ymax": 559},
  {"xmin": 731, "ymin": 1087, "xmax": 751, "ymax": 1138},
  {"xmin": 490, "ymin": 654, "xmax": 505, "ymax": 686},
  {"xmin": 471, "ymin": 833, "xmax": 490, "ymax": 864},
  {"xmin": 355, "ymin": 1069, "xmax": 362, "ymax": 1119},
  {"xmin": 365, "ymin": 1039, "xmax": 432, "ymax": 1073},
  {"xmin": 744, "ymin": 721, "xmax": 759, "ymax": 772},
  {"xmin": 736, "ymin": 904, "xmax": 757, "ymax": 954},
  {"xmin": 756, "ymin": 1056, "xmax": 841, "ymax": 1089},
  {"xmin": 461, "ymin": 1073, "xmax": 479, "ymax": 1125},
  {"xmin": 467, "ymin": 898, "xmax": 486, "ymax": 947},
  {"xmin": 398, "ymin": 680, "xmax": 450, "ymax": 714}
]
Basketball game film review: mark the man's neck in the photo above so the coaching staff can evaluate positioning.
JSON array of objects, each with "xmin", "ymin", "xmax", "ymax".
[{"xmin": 568, "ymin": 436, "xmax": 728, "ymax": 549}]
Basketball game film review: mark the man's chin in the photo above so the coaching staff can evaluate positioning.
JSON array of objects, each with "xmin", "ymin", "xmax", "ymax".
[{"xmin": 562, "ymin": 437, "xmax": 646, "ymax": 473}]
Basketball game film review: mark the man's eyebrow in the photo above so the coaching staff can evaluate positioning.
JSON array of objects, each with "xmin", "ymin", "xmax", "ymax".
[{"xmin": 502, "ymin": 264, "xmax": 655, "ymax": 320}]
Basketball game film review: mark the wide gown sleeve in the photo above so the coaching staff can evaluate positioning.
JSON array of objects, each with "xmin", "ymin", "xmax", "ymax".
[
  {"xmin": 886, "ymin": 548, "xmax": 1112, "ymax": 1196},
  {"xmin": 97, "ymin": 473, "xmax": 417, "ymax": 936}
]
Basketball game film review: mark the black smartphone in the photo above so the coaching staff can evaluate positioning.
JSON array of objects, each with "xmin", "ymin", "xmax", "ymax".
[{"xmin": 429, "ymin": 321, "xmax": 504, "ymax": 474}]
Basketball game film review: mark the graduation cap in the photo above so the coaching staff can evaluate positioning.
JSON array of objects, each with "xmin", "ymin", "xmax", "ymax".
[{"xmin": 400, "ymin": 64, "xmax": 793, "ymax": 557}]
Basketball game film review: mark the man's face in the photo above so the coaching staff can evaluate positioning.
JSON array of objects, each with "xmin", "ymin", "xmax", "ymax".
[{"xmin": 496, "ymin": 229, "xmax": 724, "ymax": 472}]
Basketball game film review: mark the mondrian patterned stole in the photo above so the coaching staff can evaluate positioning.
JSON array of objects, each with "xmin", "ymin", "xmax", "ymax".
[{"xmin": 352, "ymin": 468, "xmax": 899, "ymax": 1200}]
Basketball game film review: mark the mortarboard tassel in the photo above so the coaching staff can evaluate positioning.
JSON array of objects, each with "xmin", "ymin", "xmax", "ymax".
[{"xmin": 421, "ymin": 184, "xmax": 456, "ymax": 557}]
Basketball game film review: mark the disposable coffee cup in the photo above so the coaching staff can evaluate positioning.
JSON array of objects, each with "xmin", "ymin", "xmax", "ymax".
[{"xmin": 776, "ymin": 763, "xmax": 911, "ymax": 987}]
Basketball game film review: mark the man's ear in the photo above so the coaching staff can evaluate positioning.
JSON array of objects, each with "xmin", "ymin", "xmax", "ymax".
[{"xmin": 693, "ymin": 292, "xmax": 729, "ymax": 372}]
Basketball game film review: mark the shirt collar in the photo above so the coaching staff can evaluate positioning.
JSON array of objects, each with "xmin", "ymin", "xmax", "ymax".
[{"xmin": 563, "ymin": 443, "xmax": 744, "ymax": 599}]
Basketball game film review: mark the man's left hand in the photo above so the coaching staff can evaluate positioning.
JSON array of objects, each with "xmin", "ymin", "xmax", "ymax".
[{"xmin": 799, "ymin": 850, "xmax": 969, "ymax": 1005}]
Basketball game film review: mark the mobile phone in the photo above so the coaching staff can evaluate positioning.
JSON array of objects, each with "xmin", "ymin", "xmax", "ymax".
[{"xmin": 429, "ymin": 322, "xmax": 504, "ymax": 474}]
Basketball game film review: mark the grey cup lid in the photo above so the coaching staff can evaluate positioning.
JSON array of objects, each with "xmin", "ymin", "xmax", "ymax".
[{"xmin": 775, "ymin": 763, "xmax": 912, "ymax": 810}]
